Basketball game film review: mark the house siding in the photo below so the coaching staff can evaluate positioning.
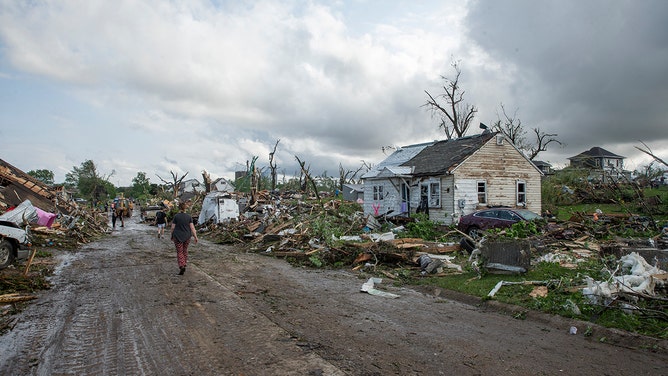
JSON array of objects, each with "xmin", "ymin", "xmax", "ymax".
[
  {"xmin": 454, "ymin": 139, "xmax": 542, "ymax": 215},
  {"xmin": 363, "ymin": 179, "xmax": 402, "ymax": 217},
  {"xmin": 420, "ymin": 176, "xmax": 455, "ymax": 224},
  {"xmin": 453, "ymin": 178, "xmax": 480, "ymax": 219}
]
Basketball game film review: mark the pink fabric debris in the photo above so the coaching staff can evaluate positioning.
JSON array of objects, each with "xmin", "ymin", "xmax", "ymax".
[{"xmin": 35, "ymin": 207, "xmax": 57, "ymax": 228}]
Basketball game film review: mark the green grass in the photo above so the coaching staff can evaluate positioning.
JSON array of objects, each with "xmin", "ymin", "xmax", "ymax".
[
  {"xmin": 554, "ymin": 203, "xmax": 631, "ymax": 221},
  {"xmin": 411, "ymin": 260, "xmax": 668, "ymax": 339}
]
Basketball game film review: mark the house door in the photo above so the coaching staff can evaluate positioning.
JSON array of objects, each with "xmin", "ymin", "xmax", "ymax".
[{"xmin": 401, "ymin": 183, "xmax": 410, "ymax": 213}]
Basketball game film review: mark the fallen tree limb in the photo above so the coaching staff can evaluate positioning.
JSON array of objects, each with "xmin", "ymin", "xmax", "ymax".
[{"xmin": 0, "ymin": 293, "xmax": 37, "ymax": 304}]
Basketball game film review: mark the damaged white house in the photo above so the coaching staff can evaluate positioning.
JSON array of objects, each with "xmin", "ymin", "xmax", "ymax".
[{"xmin": 361, "ymin": 131, "xmax": 543, "ymax": 225}]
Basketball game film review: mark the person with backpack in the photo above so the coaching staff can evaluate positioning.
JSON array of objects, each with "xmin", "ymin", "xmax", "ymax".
[{"xmin": 155, "ymin": 207, "xmax": 167, "ymax": 238}]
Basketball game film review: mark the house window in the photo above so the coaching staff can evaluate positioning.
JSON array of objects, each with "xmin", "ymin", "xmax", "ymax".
[
  {"xmin": 401, "ymin": 183, "xmax": 410, "ymax": 213},
  {"xmin": 517, "ymin": 181, "xmax": 526, "ymax": 206},
  {"xmin": 373, "ymin": 185, "xmax": 384, "ymax": 201},
  {"xmin": 420, "ymin": 181, "xmax": 441, "ymax": 208},
  {"xmin": 477, "ymin": 181, "xmax": 487, "ymax": 204},
  {"xmin": 429, "ymin": 182, "xmax": 440, "ymax": 207}
]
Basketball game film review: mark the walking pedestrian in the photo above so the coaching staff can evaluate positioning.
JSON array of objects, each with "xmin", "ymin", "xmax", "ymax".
[
  {"xmin": 111, "ymin": 202, "xmax": 118, "ymax": 229},
  {"xmin": 170, "ymin": 202, "xmax": 198, "ymax": 275},
  {"xmin": 116, "ymin": 205, "xmax": 125, "ymax": 228},
  {"xmin": 155, "ymin": 207, "xmax": 167, "ymax": 238}
]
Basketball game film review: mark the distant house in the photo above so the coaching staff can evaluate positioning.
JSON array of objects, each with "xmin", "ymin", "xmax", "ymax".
[
  {"xmin": 210, "ymin": 177, "xmax": 235, "ymax": 193},
  {"xmin": 179, "ymin": 178, "xmax": 205, "ymax": 195},
  {"xmin": 361, "ymin": 132, "xmax": 543, "ymax": 224},
  {"xmin": 532, "ymin": 160, "xmax": 554, "ymax": 176},
  {"xmin": 341, "ymin": 183, "xmax": 364, "ymax": 202},
  {"xmin": 568, "ymin": 147, "xmax": 625, "ymax": 170},
  {"xmin": 568, "ymin": 147, "xmax": 626, "ymax": 183}
]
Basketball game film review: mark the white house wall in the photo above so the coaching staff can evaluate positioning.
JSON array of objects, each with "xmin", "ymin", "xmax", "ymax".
[
  {"xmin": 363, "ymin": 179, "xmax": 403, "ymax": 217},
  {"xmin": 453, "ymin": 178, "xmax": 479, "ymax": 221},
  {"xmin": 454, "ymin": 138, "xmax": 542, "ymax": 215}
]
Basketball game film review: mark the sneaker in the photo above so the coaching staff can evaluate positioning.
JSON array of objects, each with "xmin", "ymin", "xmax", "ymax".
[{"xmin": 178, "ymin": 266, "xmax": 186, "ymax": 275}]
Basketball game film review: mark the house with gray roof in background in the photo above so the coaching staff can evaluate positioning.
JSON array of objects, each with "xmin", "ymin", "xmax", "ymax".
[
  {"xmin": 568, "ymin": 147, "xmax": 626, "ymax": 183},
  {"xmin": 568, "ymin": 147, "xmax": 625, "ymax": 170},
  {"xmin": 361, "ymin": 131, "xmax": 543, "ymax": 224}
]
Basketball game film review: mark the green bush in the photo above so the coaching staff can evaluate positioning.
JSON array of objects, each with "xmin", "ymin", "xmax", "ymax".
[{"xmin": 402, "ymin": 213, "xmax": 440, "ymax": 240}]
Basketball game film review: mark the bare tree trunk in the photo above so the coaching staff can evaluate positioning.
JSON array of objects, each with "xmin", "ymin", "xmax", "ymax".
[
  {"xmin": 157, "ymin": 171, "xmax": 188, "ymax": 201},
  {"xmin": 423, "ymin": 60, "xmax": 477, "ymax": 139},
  {"xmin": 269, "ymin": 139, "xmax": 280, "ymax": 191},
  {"xmin": 248, "ymin": 156, "xmax": 259, "ymax": 208},
  {"xmin": 295, "ymin": 156, "xmax": 320, "ymax": 200},
  {"xmin": 202, "ymin": 170, "xmax": 212, "ymax": 193}
]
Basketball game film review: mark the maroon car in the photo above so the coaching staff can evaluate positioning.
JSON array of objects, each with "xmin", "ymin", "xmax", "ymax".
[{"xmin": 457, "ymin": 207, "xmax": 542, "ymax": 238}]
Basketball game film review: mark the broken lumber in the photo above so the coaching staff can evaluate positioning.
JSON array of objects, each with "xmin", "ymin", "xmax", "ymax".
[{"xmin": 0, "ymin": 293, "xmax": 37, "ymax": 304}]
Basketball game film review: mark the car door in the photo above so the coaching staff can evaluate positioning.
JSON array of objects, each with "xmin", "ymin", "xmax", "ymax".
[
  {"xmin": 495, "ymin": 210, "xmax": 521, "ymax": 228},
  {"xmin": 475, "ymin": 210, "xmax": 500, "ymax": 230}
]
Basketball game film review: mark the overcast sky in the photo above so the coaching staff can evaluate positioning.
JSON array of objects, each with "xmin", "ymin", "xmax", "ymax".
[{"xmin": 1, "ymin": 0, "xmax": 666, "ymax": 187}]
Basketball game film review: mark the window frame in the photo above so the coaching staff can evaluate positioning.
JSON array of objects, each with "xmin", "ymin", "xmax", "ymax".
[
  {"xmin": 477, "ymin": 180, "xmax": 487, "ymax": 205},
  {"xmin": 516, "ymin": 180, "xmax": 527, "ymax": 206},
  {"xmin": 420, "ymin": 180, "xmax": 441, "ymax": 208},
  {"xmin": 373, "ymin": 185, "xmax": 384, "ymax": 201}
]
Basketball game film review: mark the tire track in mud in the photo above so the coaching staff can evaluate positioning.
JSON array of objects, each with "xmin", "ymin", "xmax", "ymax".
[
  {"xmin": 5, "ymin": 215, "xmax": 667, "ymax": 375},
  {"xmin": 0, "ymin": 217, "xmax": 345, "ymax": 376}
]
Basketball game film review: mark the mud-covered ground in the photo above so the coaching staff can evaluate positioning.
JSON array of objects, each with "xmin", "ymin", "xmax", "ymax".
[{"xmin": 1, "ymin": 213, "xmax": 667, "ymax": 375}]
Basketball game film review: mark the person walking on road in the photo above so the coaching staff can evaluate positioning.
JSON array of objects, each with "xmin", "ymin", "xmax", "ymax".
[
  {"xmin": 111, "ymin": 202, "xmax": 118, "ymax": 229},
  {"xmin": 170, "ymin": 202, "xmax": 198, "ymax": 275},
  {"xmin": 155, "ymin": 207, "xmax": 167, "ymax": 238}
]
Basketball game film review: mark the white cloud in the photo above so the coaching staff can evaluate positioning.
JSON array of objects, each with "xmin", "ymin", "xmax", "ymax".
[{"xmin": 0, "ymin": 0, "xmax": 666, "ymax": 187}]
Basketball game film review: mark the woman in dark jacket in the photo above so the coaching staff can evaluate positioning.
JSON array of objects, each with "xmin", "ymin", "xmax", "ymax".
[{"xmin": 170, "ymin": 202, "xmax": 198, "ymax": 275}]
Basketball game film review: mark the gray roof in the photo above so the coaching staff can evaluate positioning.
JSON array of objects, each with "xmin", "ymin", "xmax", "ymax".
[
  {"xmin": 532, "ymin": 160, "xmax": 552, "ymax": 167},
  {"xmin": 568, "ymin": 147, "xmax": 624, "ymax": 160},
  {"xmin": 361, "ymin": 141, "xmax": 434, "ymax": 179},
  {"xmin": 401, "ymin": 132, "xmax": 497, "ymax": 176},
  {"xmin": 342, "ymin": 183, "xmax": 364, "ymax": 192}
]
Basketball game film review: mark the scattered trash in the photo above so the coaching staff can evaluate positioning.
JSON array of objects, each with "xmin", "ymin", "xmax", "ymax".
[
  {"xmin": 582, "ymin": 252, "xmax": 667, "ymax": 303},
  {"xmin": 488, "ymin": 280, "xmax": 552, "ymax": 298},
  {"xmin": 360, "ymin": 278, "xmax": 399, "ymax": 299}
]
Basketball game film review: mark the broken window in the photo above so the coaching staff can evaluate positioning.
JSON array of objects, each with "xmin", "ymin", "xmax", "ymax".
[
  {"xmin": 373, "ymin": 185, "xmax": 384, "ymax": 201},
  {"xmin": 517, "ymin": 180, "xmax": 526, "ymax": 206},
  {"xmin": 429, "ymin": 182, "xmax": 440, "ymax": 207},
  {"xmin": 477, "ymin": 181, "xmax": 487, "ymax": 204},
  {"xmin": 420, "ymin": 181, "xmax": 440, "ymax": 208}
]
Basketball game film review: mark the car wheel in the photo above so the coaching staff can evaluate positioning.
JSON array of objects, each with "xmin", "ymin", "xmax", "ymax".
[
  {"xmin": 467, "ymin": 226, "xmax": 482, "ymax": 240},
  {"xmin": 0, "ymin": 239, "xmax": 16, "ymax": 270}
]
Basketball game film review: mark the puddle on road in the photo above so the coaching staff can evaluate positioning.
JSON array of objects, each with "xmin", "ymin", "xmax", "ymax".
[{"xmin": 47, "ymin": 252, "xmax": 83, "ymax": 284}]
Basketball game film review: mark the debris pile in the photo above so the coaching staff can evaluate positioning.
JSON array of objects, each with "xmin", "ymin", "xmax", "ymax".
[
  {"xmin": 0, "ymin": 159, "xmax": 109, "ymax": 249},
  {"xmin": 196, "ymin": 194, "xmax": 463, "ymax": 271}
]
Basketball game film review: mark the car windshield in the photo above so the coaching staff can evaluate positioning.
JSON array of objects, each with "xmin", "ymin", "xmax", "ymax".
[{"xmin": 514, "ymin": 209, "xmax": 542, "ymax": 220}]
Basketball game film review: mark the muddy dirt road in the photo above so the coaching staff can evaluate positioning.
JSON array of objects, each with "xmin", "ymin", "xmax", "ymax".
[{"xmin": 1, "ymin": 213, "xmax": 667, "ymax": 375}]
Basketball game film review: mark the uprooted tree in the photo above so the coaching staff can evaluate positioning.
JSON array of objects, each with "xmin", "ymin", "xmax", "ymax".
[{"xmin": 423, "ymin": 60, "xmax": 478, "ymax": 139}]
